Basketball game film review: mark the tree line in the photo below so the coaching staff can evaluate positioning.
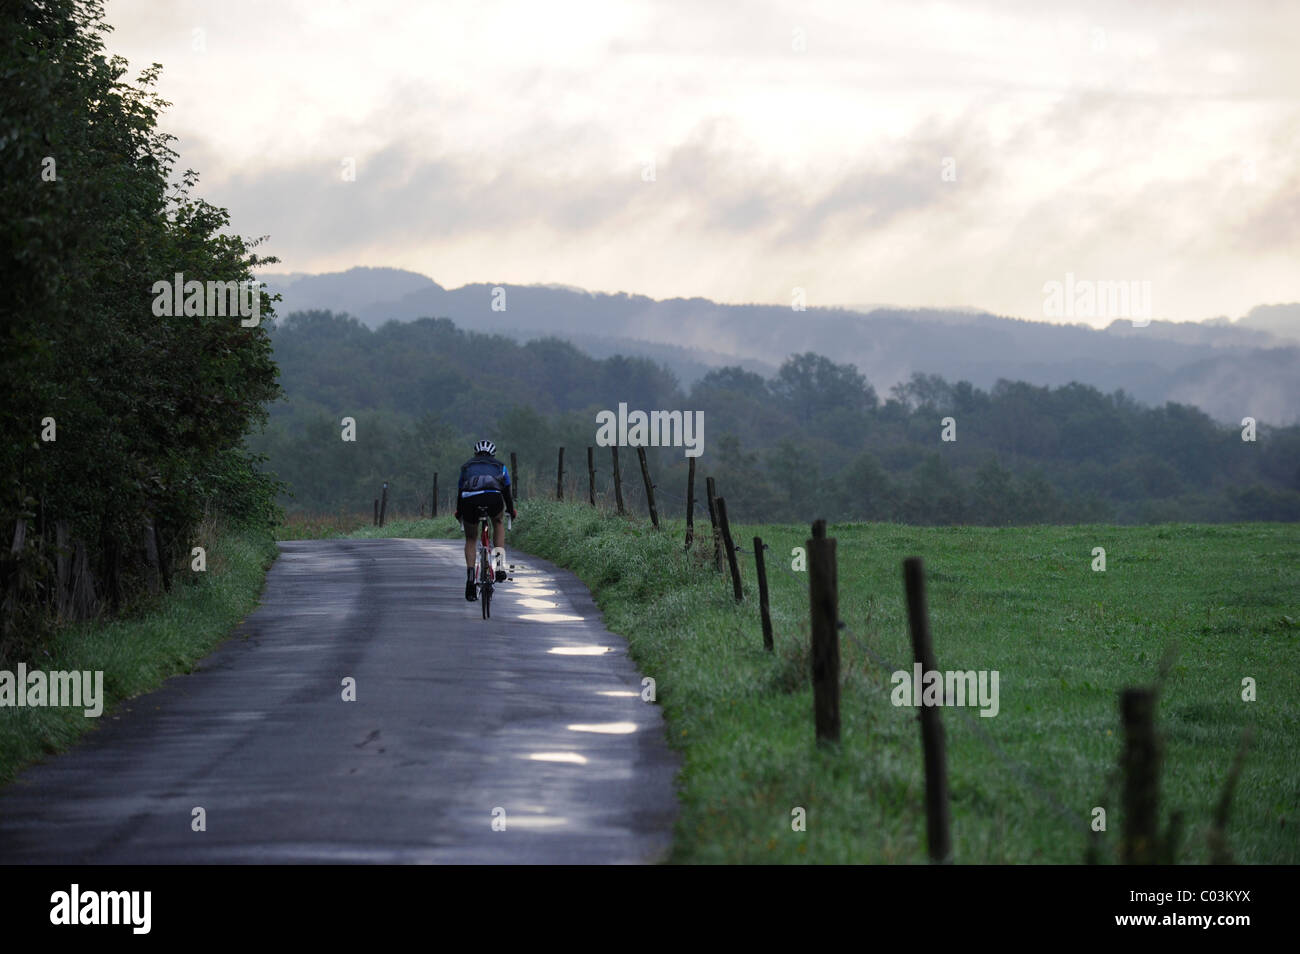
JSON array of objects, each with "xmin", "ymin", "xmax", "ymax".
[
  {"xmin": 1, "ymin": 1, "xmax": 281, "ymax": 658},
  {"xmin": 250, "ymin": 310, "xmax": 1300, "ymax": 526}
]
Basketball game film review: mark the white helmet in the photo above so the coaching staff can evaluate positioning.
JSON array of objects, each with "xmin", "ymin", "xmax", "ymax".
[{"xmin": 474, "ymin": 439, "xmax": 496, "ymax": 455}]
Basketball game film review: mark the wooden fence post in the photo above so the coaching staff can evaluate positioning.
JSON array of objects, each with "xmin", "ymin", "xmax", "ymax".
[
  {"xmin": 510, "ymin": 452, "xmax": 518, "ymax": 500},
  {"xmin": 684, "ymin": 457, "xmax": 696, "ymax": 550},
  {"xmin": 1121, "ymin": 687, "xmax": 1159, "ymax": 865},
  {"xmin": 587, "ymin": 446, "xmax": 596, "ymax": 507},
  {"xmin": 379, "ymin": 482, "xmax": 389, "ymax": 527},
  {"xmin": 807, "ymin": 527, "xmax": 840, "ymax": 745},
  {"xmin": 903, "ymin": 556, "xmax": 953, "ymax": 863},
  {"xmin": 716, "ymin": 497, "xmax": 742, "ymax": 600},
  {"xmin": 636, "ymin": 447, "xmax": 660, "ymax": 529},
  {"xmin": 610, "ymin": 447, "xmax": 626, "ymax": 515},
  {"xmin": 754, "ymin": 536, "xmax": 774, "ymax": 650},
  {"xmin": 433, "ymin": 473, "xmax": 438, "ymax": 517},
  {"xmin": 556, "ymin": 448, "xmax": 565, "ymax": 501},
  {"xmin": 705, "ymin": 476, "xmax": 721, "ymax": 571}
]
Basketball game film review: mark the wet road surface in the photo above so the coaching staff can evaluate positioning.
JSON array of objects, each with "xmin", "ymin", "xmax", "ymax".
[{"xmin": 0, "ymin": 538, "xmax": 678, "ymax": 864}]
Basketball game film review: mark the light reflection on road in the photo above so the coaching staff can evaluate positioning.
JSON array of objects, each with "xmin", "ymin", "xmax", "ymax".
[
  {"xmin": 567, "ymin": 722, "xmax": 637, "ymax": 734},
  {"xmin": 526, "ymin": 752, "xmax": 588, "ymax": 765}
]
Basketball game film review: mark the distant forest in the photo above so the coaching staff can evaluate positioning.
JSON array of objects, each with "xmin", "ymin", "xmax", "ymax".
[{"xmin": 249, "ymin": 310, "xmax": 1300, "ymax": 525}]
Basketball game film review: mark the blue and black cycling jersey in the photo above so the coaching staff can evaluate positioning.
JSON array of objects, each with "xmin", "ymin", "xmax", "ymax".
[{"xmin": 457, "ymin": 453, "xmax": 514, "ymax": 514}]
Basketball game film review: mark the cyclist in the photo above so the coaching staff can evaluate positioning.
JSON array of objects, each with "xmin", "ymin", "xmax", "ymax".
[{"xmin": 453, "ymin": 439, "xmax": 517, "ymax": 601}]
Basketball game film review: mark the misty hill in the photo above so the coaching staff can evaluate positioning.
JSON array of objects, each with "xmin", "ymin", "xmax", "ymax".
[
  {"xmin": 259, "ymin": 267, "xmax": 1300, "ymax": 424},
  {"xmin": 1238, "ymin": 303, "xmax": 1300, "ymax": 341},
  {"xmin": 266, "ymin": 267, "xmax": 438, "ymax": 320}
]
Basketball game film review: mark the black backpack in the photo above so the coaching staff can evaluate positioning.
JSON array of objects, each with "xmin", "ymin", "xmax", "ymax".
[{"xmin": 460, "ymin": 455, "xmax": 506, "ymax": 493}]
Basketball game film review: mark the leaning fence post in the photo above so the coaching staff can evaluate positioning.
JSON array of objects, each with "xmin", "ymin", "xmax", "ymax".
[
  {"xmin": 807, "ymin": 525, "xmax": 840, "ymax": 744},
  {"xmin": 705, "ymin": 476, "xmax": 721, "ymax": 571},
  {"xmin": 754, "ymin": 536, "xmax": 774, "ymax": 650},
  {"xmin": 684, "ymin": 457, "xmax": 696, "ymax": 550},
  {"xmin": 903, "ymin": 556, "xmax": 953, "ymax": 864},
  {"xmin": 556, "ymin": 447, "xmax": 565, "ymax": 500},
  {"xmin": 610, "ymin": 446, "xmax": 626, "ymax": 515},
  {"xmin": 636, "ymin": 446, "xmax": 660, "ymax": 529},
  {"xmin": 587, "ymin": 446, "xmax": 596, "ymax": 507},
  {"xmin": 1121, "ymin": 687, "xmax": 1160, "ymax": 865},
  {"xmin": 716, "ymin": 497, "xmax": 742, "ymax": 600}
]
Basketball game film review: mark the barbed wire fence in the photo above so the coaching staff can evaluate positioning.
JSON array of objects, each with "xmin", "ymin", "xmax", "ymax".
[
  {"xmin": 512, "ymin": 449, "xmax": 1224, "ymax": 864},
  {"xmin": 731, "ymin": 539, "xmax": 1095, "ymax": 846}
]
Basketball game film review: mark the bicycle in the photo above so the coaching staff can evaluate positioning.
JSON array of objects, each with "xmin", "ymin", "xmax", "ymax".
[{"xmin": 467, "ymin": 506, "xmax": 512, "ymax": 619}]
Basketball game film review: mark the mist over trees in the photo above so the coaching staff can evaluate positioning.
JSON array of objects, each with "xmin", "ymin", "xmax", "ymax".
[
  {"xmin": 251, "ymin": 310, "xmax": 1300, "ymax": 525},
  {"xmin": 261, "ymin": 267, "xmax": 1300, "ymax": 428}
]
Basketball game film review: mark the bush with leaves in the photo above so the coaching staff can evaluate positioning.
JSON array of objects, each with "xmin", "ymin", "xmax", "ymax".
[{"xmin": 1, "ymin": 0, "xmax": 281, "ymax": 655}]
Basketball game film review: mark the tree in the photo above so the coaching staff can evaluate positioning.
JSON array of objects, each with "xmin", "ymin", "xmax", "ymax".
[
  {"xmin": 836, "ymin": 452, "xmax": 897, "ymax": 521},
  {"xmin": 1, "ymin": 0, "xmax": 281, "ymax": 651},
  {"xmin": 770, "ymin": 352, "xmax": 877, "ymax": 425},
  {"xmin": 972, "ymin": 456, "xmax": 1014, "ymax": 526},
  {"xmin": 901, "ymin": 454, "xmax": 966, "ymax": 525}
]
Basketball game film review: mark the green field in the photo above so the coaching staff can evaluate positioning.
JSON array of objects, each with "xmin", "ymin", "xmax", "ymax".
[{"xmin": 425, "ymin": 500, "xmax": 1298, "ymax": 864}]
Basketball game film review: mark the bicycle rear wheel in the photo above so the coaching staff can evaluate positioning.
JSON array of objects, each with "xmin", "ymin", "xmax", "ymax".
[{"xmin": 479, "ymin": 544, "xmax": 492, "ymax": 619}]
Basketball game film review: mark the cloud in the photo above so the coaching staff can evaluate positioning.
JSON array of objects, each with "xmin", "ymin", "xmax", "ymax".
[{"xmin": 103, "ymin": 0, "xmax": 1300, "ymax": 319}]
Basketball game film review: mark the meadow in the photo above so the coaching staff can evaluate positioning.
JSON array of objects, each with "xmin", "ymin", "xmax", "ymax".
[{"xmin": 460, "ymin": 501, "xmax": 1299, "ymax": 863}]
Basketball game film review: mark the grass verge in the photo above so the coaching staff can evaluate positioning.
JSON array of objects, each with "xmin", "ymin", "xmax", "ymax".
[{"xmin": 0, "ymin": 522, "xmax": 278, "ymax": 786}]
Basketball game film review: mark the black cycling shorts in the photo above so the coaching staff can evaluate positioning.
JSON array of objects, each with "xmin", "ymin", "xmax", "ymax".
[{"xmin": 462, "ymin": 491, "xmax": 504, "ymax": 522}]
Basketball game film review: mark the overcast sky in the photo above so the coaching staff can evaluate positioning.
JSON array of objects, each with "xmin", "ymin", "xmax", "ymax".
[{"xmin": 104, "ymin": 0, "xmax": 1299, "ymax": 324}]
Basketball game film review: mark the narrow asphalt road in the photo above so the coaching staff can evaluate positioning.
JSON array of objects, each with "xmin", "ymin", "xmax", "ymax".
[{"xmin": 0, "ymin": 538, "xmax": 678, "ymax": 864}]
